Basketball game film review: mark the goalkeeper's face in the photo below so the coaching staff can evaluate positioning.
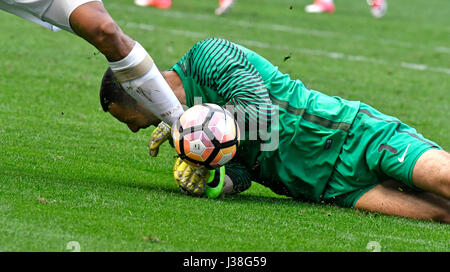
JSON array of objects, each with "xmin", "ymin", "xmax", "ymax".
[{"xmin": 108, "ymin": 102, "xmax": 159, "ymax": 133}]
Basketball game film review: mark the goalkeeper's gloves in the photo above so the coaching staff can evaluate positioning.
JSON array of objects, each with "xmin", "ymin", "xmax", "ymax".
[
  {"xmin": 173, "ymin": 158, "xmax": 209, "ymax": 196},
  {"xmin": 148, "ymin": 121, "xmax": 172, "ymax": 157},
  {"xmin": 205, "ymin": 165, "xmax": 226, "ymax": 199},
  {"xmin": 173, "ymin": 157, "xmax": 226, "ymax": 199}
]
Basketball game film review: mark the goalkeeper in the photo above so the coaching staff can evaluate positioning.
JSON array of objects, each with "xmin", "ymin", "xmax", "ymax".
[{"xmin": 99, "ymin": 38, "xmax": 450, "ymax": 223}]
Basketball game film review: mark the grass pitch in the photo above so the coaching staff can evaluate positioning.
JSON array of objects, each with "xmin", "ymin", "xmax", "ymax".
[{"xmin": 0, "ymin": 0, "xmax": 449, "ymax": 252}]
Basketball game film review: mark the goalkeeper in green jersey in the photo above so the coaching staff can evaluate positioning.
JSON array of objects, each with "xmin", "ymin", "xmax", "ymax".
[{"xmin": 99, "ymin": 38, "xmax": 450, "ymax": 223}]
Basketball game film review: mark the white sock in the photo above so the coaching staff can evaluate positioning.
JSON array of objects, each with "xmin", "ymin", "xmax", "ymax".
[{"xmin": 109, "ymin": 42, "xmax": 184, "ymax": 126}]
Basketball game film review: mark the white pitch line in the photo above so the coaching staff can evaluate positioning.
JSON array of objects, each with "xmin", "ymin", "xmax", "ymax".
[
  {"xmin": 435, "ymin": 46, "xmax": 450, "ymax": 54},
  {"xmin": 122, "ymin": 21, "xmax": 450, "ymax": 75},
  {"xmin": 107, "ymin": 2, "xmax": 449, "ymax": 54},
  {"xmin": 307, "ymin": 222, "xmax": 449, "ymax": 250}
]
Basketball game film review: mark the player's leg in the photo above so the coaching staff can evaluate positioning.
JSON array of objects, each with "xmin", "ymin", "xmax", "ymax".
[
  {"xmin": 134, "ymin": 0, "xmax": 172, "ymax": 9},
  {"xmin": 356, "ymin": 103, "xmax": 448, "ymax": 198},
  {"xmin": 367, "ymin": 0, "xmax": 387, "ymax": 18},
  {"xmin": 367, "ymin": 119, "xmax": 450, "ymax": 199},
  {"xmin": 68, "ymin": 1, "xmax": 184, "ymax": 125},
  {"xmin": 68, "ymin": 1, "xmax": 133, "ymax": 61},
  {"xmin": 412, "ymin": 149, "xmax": 450, "ymax": 199},
  {"xmin": 305, "ymin": 0, "xmax": 335, "ymax": 14},
  {"xmin": 355, "ymin": 179, "xmax": 450, "ymax": 223},
  {"xmin": 2, "ymin": 0, "xmax": 183, "ymax": 125},
  {"xmin": 215, "ymin": 0, "xmax": 236, "ymax": 16},
  {"xmin": 0, "ymin": 0, "xmax": 61, "ymax": 31},
  {"xmin": 327, "ymin": 103, "xmax": 449, "ymax": 222}
]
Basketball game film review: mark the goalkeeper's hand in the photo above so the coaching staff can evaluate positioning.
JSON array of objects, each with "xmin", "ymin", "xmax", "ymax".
[
  {"xmin": 173, "ymin": 158, "xmax": 226, "ymax": 198},
  {"xmin": 148, "ymin": 122, "xmax": 172, "ymax": 157},
  {"xmin": 173, "ymin": 158, "xmax": 210, "ymax": 196}
]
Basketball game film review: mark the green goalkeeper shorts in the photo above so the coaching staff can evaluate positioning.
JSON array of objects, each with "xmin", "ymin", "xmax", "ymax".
[{"xmin": 323, "ymin": 102, "xmax": 441, "ymax": 208}]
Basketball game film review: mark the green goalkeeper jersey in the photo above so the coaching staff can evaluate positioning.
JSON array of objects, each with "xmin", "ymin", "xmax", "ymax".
[{"xmin": 170, "ymin": 38, "xmax": 360, "ymax": 203}]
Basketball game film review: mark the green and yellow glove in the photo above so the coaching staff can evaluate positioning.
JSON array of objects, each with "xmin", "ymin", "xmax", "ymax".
[
  {"xmin": 173, "ymin": 158, "xmax": 209, "ymax": 196},
  {"xmin": 148, "ymin": 122, "xmax": 172, "ymax": 157},
  {"xmin": 173, "ymin": 157, "xmax": 226, "ymax": 198},
  {"xmin": 205, "ymin": 165, "xmax": 226, "ymax": 199},
  {"xmin": 153, "ymin": 121, "xmax": 227, "ymax": 198}
]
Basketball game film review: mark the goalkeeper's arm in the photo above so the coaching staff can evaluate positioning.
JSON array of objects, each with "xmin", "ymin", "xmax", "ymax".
[{"xmin": 206, "ymin": 162, "xmax": 253, "ymax": 198}]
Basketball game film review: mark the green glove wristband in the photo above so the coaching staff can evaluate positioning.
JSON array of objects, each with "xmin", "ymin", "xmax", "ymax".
[{"xmin": 205, "ymin": 166, "xmax": 225, "ymax": 199}]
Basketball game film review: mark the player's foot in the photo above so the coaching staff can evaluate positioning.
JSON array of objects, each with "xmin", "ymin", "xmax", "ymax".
[
  {"xmin": 367, "ymin": 0, "xmax": 387, "ymax": 18},
  {"xmin": 215, "ymin": 0, "xmax": 236, "ymax": 16},
  {"xmin": 305, "ymin": 0, "xmax": 335, "ymax": 14},
  {"xmin": 134, "ymin": 0, "xmax": 172, "ymax": 9}
]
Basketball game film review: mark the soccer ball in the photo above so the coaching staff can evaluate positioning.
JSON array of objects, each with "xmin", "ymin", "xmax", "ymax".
[{"xmin": 172, "ymin": 103, "xmax": 240, "ymax": 169}]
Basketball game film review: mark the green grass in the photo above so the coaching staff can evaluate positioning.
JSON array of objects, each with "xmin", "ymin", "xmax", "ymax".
[{"xmin": 0, "ymin": 0, "xmax": 449, "ymax": 252}]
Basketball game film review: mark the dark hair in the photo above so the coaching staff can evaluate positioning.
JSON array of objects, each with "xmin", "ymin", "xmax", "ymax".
[{"xmin": 99, "ymin": 67, "xmax": 136, "ymax": 112}]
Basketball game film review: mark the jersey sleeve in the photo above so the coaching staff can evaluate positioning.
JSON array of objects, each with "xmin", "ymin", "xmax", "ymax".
[
  {"xmin": 225, "ymin": 162, "xmax": 253, "ymax": 195},
  {"xmin": 186, "ymin": 38, "xmax": 274, "ymax": 124}
]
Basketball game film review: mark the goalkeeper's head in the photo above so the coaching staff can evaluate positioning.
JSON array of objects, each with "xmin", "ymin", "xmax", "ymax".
[{"xmin": 99, "ymin": 67, "xmax": 160, "ymax": 132}]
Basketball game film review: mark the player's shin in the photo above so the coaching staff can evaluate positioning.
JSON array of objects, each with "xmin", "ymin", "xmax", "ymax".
[{"xmin": 108, "ymin": 42, "xmax": 184, "ymax": 125}]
